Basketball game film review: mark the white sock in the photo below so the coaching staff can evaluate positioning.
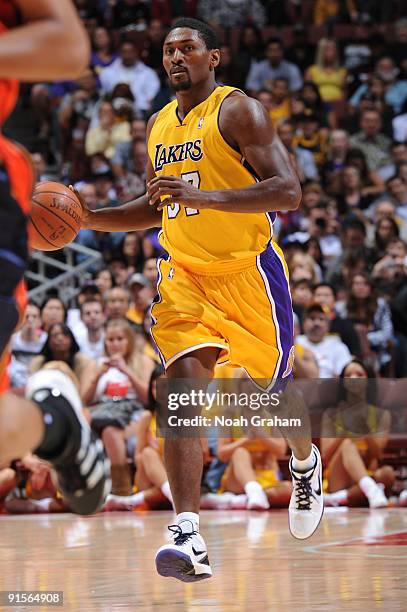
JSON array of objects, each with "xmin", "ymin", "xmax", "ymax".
[
  {"xmin": 177, "ymin": 512, "xmax": 199, "ymax": 533},
  {"xmin": 230, "ymin": 494, "xmax": 248, "ymax": 509},
  {"xmin": 244, "ymin": 480, "xmax": 264, "ymax": 497},
  {"xmin": 31, "ymin": 498, "xmax": 53, "ymax": 512},
  {"xmin": 328, "ymin": 489, "xmax": 348, "ymax": 504},
  {"xmin": 160, "ymin": 481, "xmax": 173, "ymax": 503},
  {"xmin": 292, "ymin": 447, "xmax": 316, "ymax": 472},
  {"xmin": 108, "ymin": 491, "xmax": 145, "ymax": 506},
  {"xmin": 359, "ymin": 476, "xmax": 378, "ymax": 497}
]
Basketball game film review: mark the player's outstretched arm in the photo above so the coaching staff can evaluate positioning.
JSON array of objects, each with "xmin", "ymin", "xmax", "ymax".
[
  {"xmin": 80, "ymin": 113, "xmax": 162, "ymax": 233},
  {"xmin": 148, "ymin": 94, "xmax": 301, "ymax": 214},
  {"xmin": 0, "ymin": 0, "xmax": 90, "ymax": 80},
  {"xmin": 81, "ymin": 193, "xmax": 162, "ymax": 232}
]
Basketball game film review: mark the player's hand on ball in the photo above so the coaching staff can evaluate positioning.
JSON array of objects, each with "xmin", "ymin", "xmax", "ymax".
[
  {"xmin": 147, "ymin": 175, "xmax": 212, "ymax": 210},
  {"xmin": 69, "ymin": 184, "xmax": 91, "ymax": 228}
]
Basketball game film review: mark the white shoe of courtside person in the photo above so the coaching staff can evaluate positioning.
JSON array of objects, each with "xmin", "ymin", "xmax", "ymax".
[
  {"xmin": 289, "ymin": 444, "xmax": 324, "ymax": 540},
  {"xmin": 155, "ymin": 522, "xmax": 212, "ymax": 582}
]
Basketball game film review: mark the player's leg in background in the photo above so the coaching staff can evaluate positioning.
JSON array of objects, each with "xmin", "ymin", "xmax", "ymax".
[
  {"xmin": 0, "ymin": 159, "xmax": 47, "ymax": 466},
  {"xmin": 0, "ymin": 157, "xmax": 110, "ymax": 514},
  {"xmin": 155, "ymin": 347, "xmax": 219, "ymax": 582},
  {"xmin": 0, "ymin": 365, "xmax": 111, "ymax": 515},
  {"xmin": 0, "ymin": 394, "xmax": 45, "ymax": 464}
]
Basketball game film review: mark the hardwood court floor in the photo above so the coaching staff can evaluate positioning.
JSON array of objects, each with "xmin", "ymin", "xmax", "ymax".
[{"xmin": 0, "ymin": 508, "xmax": 406, "ymax": 611}]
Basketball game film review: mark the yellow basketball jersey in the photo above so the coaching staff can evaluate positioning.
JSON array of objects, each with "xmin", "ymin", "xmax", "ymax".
[{"xmin": 148, "ymin": 85, "xmax": 274, "ymax": 272}]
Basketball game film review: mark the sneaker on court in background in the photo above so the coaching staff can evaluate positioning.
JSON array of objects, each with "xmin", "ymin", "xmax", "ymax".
[
  {"xmin": 366, "ymin": 482, "xmax": 388, "ymax": 509},
  {"xmin": 289, "ymin": 443, "xmax": 324, "ymax": 539},
  {"xmin": 155, "ymin": 522, "xmax": 212, "ymax": 582},
  {"xmin": 399, "ymin": 489, "xmax": 407, "ymax": 507},
  {"xmin": 27, "ymin": 369, "xmax": 111, "ymax": 515}
]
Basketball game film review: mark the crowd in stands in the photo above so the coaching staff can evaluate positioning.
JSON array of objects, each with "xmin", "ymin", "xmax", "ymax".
[{"xmin": 1, "ymin": 0, "xmax": 407, "ymax": 513}]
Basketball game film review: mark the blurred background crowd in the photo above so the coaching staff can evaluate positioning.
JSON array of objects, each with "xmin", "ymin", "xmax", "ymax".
[{"xmin": 1, "ymin": 0, "xmax": 407, "ymax": 514}]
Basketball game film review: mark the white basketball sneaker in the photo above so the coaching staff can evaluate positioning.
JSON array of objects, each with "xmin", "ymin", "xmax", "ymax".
[
  {"xmin": 155, "ymin": 522, "xmax": 212, "ymax": 582},
  {"xmin": 367, "ymin": 483, "xmax": 388, "ymax": 509},
  {"xmin": 289, "ymin": 444, "xmax": 324, "ymax": 540},
  {"xmin": 399, "ymin": 489, "xmax": 407, "ymax": 507}
]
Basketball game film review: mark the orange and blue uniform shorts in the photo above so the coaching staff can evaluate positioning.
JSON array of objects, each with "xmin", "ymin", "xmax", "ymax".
[{"xmin": 0, "ymin": 134, "xmax": 33, "ymax": 390}]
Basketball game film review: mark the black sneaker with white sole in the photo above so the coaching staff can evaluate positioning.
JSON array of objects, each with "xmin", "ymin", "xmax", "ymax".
[
  {"xmin": 156, "ymin": 524, "xmax": 212, "ymax": 582},
  {"xmin": 27, "ymin": 371, "xmax": 111, "ymax": 515}
]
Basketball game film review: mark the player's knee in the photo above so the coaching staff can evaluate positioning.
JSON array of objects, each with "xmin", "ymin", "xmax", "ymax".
[
  {"xmin": 141, "ymin": 446, "xmax": 156, "ymax": 461},
  {"xmin": 376, "ymin": 465, "xmax": 395, "ymax": 490},
  {"xmin": 232, "ymin": 446, "xmax": 250, "ymax": 461},
  {"xmin": 341, "ymin": 438, "xmax": 355, "ymax": 453}
]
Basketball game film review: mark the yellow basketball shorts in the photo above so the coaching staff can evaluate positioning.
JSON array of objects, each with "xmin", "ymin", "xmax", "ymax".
[{"xmin": 150, "ymin": 243, "xmax": 294, "ymax": 385}]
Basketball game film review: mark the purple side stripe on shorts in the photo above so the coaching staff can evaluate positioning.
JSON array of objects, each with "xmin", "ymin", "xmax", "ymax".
[{"xmin": 259, "ymin": 244, "xmax": 294, "ymax": 380}]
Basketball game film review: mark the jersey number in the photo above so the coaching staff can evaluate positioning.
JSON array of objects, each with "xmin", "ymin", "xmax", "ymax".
[{"xmin": 167, "ymin": 171, "xmax": 201, "ymax": 219}]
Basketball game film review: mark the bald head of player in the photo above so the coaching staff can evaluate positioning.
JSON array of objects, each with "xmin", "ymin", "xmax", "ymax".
[{"xmin": 163, "ymin": 18, "xmax": 220, "ymax": 92}]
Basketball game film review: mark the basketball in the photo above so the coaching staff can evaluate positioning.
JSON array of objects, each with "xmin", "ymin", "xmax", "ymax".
[{"xmin": 29, "ymin": 181, "xmax": 83, "ymax": 251}]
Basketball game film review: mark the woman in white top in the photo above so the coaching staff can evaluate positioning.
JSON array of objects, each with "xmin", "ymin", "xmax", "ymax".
[{"xmin": 82, "ymin": 318, "xmax": 155, "ymax": 495}]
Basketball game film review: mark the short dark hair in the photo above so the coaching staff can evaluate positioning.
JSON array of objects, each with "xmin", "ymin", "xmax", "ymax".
[
  {"xmin": 391, "ymin": 141, "xmax": 406, "ymax": 149},
  {"xmin": 40, "ymin": 295, "xmax": 66, "ymax": 319},
  {"xmin": 386, "ymin": 174, "xmax": 405, "ymax": 186},
  {"xmin": 304, "ymin": 303, "xmax": 327, "ymax": 318},
  {"xmin": 167, "ymin": 18, "xmax": 218, "ymax": 50},
  {"xmin": 272, "ymin": 76, "xmax": 289, "ymax": 86},
  {"xmin": 361, "ymin": 108, "xmax": 380, "ymax": 118},
  {"xmin": 120, "ymin": 39, "xmax": 136, "ymax": 49},
  {"xmin": 342, "ymin": 216, "xmax": 367, "ymax": 236},
  {"xmin": 314, "ymin": 282, "xmax": 337, "ymax": 298},
  {"xmin": 80, "ymin": 297, "xmax": 103, "ymax": 314},
  {"xmin": 266, "ymin": 37, "xmax": 283, "ymax": 49}
]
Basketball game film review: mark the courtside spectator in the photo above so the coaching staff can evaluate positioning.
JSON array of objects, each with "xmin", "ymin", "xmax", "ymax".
[
  {"xmin": 306, "ymin": 38, "xmax": 347, "ymax": 103},
  {"xmin": 9, "ymin": 303, "xmax": 47, "ymax": 393},
  {"xmin": 85, "ymin": 100, "xmax": 131, "ymax": 160},
  {"xmin": 40, "ymin": 296, "xmax": 66, "ymax": 332},
  {"xmin": 93, "ymin": 268, "xmax": 115, "ymax": 298},
  {"xmin": 90, "ymin": 26, "xmax": 117, "ymax": 72},
  {"xmin": 321, "ymin": 360, "xmax": 395, "ymax": 508},
  {"xmin": 105, "ymin": 287, "xmax": 134, "ymax": 327},
  {"xmin": 197, "ymin": 0, "xmax": 266, "ymax": 28},
  {"xmin": 77, "ymin": 299, "xmax": 106, "ymax": 360},
  {"xmin": 82, "ymin": 319, "xmax": 154, "ymax": 495},
  {"xmin": 277, "ymin": 120, "xmax": 319, "ymax": 182},
  {"xmin": 296, "ymin": 303, "xmax": 352, "ymax": 377},
  {"xmin": 336, "ymin": 273, "xmax": 394, "ymax": 372},
  {"xmin": 127, "ymin": 274, "xmax": 155, "ymax": 326},
  {"xmin": 30, "ymin": 323, "xmax": 90, "ymax": 392},
  {"xmin": 246, "ymin": 38, "xmax": 303, "ymax": 93},
  {"xmin": 313, "ymin": 283, "xmax": 362, "ymax": 355},
  {"xmin": 350, "ymin": 109, "xmax": 392, "ymax": 172},
  {"xmin": 99, "ymin": 40, "xmax": 160, "ymax": 117}
]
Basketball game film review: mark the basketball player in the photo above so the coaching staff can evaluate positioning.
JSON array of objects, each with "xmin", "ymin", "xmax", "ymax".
[
  {"xmin": 0, "ymin": 0, "xmax": 110, "ymax": 514},
  {"xmin": 79, "ymin": 18, "xmax": 324, "ymax": 578}
]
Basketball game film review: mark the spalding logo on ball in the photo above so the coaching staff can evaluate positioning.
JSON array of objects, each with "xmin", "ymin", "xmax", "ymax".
[{"xmin": 29, "ymin": 181, "xmax": 83, "ymax": 251}]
